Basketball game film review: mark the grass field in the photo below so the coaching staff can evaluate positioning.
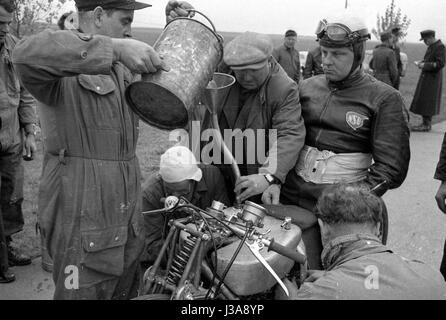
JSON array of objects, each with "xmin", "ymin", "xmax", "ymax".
[{"xmin": 13, "ymin": 27, "xmax": 446, "ymax": 260}]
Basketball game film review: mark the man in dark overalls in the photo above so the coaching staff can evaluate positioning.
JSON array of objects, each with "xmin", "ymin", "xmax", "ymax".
[{"xmin": 0, "ymin": 0, "xmax": 37, "ymax": 282}]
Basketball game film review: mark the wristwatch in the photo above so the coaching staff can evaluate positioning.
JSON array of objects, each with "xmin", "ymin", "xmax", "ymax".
[{"xmin": 263, "ymin": 174, "xmax": 281, "ymax": 185}]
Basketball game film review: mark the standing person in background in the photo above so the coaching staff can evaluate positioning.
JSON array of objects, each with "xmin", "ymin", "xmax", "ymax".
[
  {"xmin": 410, "ymin": 30, "xmax": 446, "ymax": 132},
  {"xmin": 0, "ymin": 0, "xmax": 37, "ymax": 274},
  {"xmin": 390, "ymin": 26, "xmax": 404, "ymax": 90},
  {"xmin": 12, "ymin": 0, "xmax": 192, "ymax": 300},
  {"xmin": 303, "ymin": 46, "xmax": 324, "ymax": 79},
  {"xmin": 273, "ymin": 29, "xmax": 301, "ymax": 84},
  {"xmin": 369, "ymin": 31, "xmax": 399, "ymax": 88}
]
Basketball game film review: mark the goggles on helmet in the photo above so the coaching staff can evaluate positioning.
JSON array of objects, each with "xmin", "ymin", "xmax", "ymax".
[{"xmin": 316, "ymin": 19, "xmax": 371, "ymax": 46}]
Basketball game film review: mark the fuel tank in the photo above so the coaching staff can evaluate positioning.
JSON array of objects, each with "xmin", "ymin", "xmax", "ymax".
[{"xmin": 213, "ymin": 208, "xmax": 302, "ymax": 296}]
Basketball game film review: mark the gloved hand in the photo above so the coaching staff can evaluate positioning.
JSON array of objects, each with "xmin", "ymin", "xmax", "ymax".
[
  {"xmin": 112, "ymin": 38, "xmax": 170, "ymax": 74},
  {"xmin": 165, "ymin": 0, "xmax": 194, "ymax": 23}
]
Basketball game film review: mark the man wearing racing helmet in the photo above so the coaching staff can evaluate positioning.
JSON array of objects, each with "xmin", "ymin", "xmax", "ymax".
[{"xmin": 277, "ymin": 14, "xmax": 411, "ymax": 269}]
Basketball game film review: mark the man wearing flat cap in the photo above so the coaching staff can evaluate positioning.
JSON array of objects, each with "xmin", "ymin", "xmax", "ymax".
[
  {"xmin": 12, "ymin": 0, "xmax": 193, "ymax": 300},
  {"xmin": 411, "ymin": 29, "xmax": 446, "ymax": 132},
  {"xmin": 201, "ymin": 31, "xmax": 306, "ymax": 206},
  {"xmin": 369, "ymin": 31, "xmax": 399, "ymax": 88},
  {"xmin": 0, "ymin": 0, "xmax": 37, "ymax": 284},
  {"xmin": 273, "ymin": 29, "xmax": 302, "ymax": 84}
]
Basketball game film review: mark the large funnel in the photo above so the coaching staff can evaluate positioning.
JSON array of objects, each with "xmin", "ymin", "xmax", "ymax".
[
  {"xmin": 202, "ymin": 73, "xmax": 241, "ymax": 198},
  {"xmin": 202, "ymin": 73, "xmax": 236, "ymax": 115}
]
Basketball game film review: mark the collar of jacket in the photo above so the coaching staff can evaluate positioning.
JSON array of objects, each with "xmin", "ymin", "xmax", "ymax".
[
  {"xmin": 429, "ymin": 39, "xmax": 442, "ymax": 47},
  {"xmin": 375, "ymin": 43, "xmax": 392, "ymax": 49},
  {"xmin": 321, "ymin": 233, "xmax": 391, "ymax": 270},
  {"xmin": 256, "ymin": 59, "xmax": 280, "ymax": 105},
  {"xmin": 223, "ymin": 59, "xmax": 279, "ymax": 128},
  {"xmin": 328, "ymin": 68, "xmax": 366, "ymax": 91},
  {"xmin": 284, "ymin": 44, "xmax": 296, "ymax": 52}
]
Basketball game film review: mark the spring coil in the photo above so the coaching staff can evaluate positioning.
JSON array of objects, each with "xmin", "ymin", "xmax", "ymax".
[{"xmin": 166, "ymin": 235, "xmax": 198, "ymax": 286}]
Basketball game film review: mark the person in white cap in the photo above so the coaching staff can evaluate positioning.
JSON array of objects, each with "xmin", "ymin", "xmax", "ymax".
[{"xmin": 141, "ymin": 146, "xmax": 229, "ymax": 266}]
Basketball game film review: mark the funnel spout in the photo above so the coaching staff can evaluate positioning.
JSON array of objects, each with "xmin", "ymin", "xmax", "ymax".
[
  {"xmin": 203, "ymin": 73, "xmax": 241, "ymax": 199},
  {"xmin": 211, "ymin": 113, "xmax": 241, "ymax": 183}
]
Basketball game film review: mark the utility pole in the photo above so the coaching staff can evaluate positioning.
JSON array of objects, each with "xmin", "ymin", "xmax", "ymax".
[{"xmin": 345, "ymin": 0, "xmax": 348, "ymax": 9}]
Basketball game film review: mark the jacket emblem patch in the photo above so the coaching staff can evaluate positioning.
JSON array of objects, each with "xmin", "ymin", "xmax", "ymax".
[{"xmin": 346, "ymin": 112, "xmax": 369, "ymax": 131}]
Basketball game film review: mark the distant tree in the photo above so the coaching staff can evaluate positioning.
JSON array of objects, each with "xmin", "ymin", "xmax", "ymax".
[
  {"xmin": 372, "ymin": 0, "xmax": 411, "ymax": 40},
  {"xmin": 10, "ymin": 0, "xmax": 67, "ymax": 38}
]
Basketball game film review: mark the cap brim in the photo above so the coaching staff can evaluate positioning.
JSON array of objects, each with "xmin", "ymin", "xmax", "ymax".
[
  {"xmin": 190, "ymin": 168, "xmax": 203, "ymax": 182},
  {"xmin": 114, "ymin": 2, "xmax": 152, "ymax": 10},
  {"xmin": 229, "ymin": 59, "xmax": 268, "ymax": 71}
]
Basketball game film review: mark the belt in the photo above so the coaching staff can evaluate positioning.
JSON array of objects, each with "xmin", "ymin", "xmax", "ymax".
[
  {"xmin": 296, "ymin": 145, "xmax": 372, "ymax": 184},
  {"xmin": 49, "ymin": 149, "xmax": 136, "ymax": 164}
]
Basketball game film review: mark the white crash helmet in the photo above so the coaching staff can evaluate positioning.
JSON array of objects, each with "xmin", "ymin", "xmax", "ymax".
[
  {"xmin": 316, "ymin": 14, "xmax": 371, "ymax": 48},
  {"xmin": 316, "ymin": 14, "xmax": 371, "ymax": 80}
]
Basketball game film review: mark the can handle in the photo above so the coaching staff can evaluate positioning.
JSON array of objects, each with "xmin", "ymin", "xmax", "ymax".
[
  {"xmin": 186, "ymin": 9, "xmax": 216, "ymax": 33},
  {"xmin": 186, "ymin": 9, "xmax": 223, "ymax": 43}
]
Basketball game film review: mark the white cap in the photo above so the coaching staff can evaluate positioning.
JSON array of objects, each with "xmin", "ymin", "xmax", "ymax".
[
  {"xmin": 159, "ymin": 146, "xmax": 203, "ymax": 183},
  {"xmin": 325, "ymin": 13, "xmax": 369, "ymax": 34}
]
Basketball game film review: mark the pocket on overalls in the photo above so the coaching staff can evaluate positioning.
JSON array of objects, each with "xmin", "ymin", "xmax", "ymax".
[{"xmin": 80, "ymin": 225, "xmax": 128, "ymax": 278}]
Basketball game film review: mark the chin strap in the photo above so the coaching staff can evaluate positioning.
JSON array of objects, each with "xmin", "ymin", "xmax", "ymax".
[{"xmin": 347, "ymin": 41, "xmax": 366, "ymax": 78}]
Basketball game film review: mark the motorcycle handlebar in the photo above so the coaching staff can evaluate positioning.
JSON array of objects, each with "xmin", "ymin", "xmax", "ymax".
[
  {"xmin": 229, "ymin": 225, "xmax": 307, "ymax": 264},
  {"xmin": 264, "ymin": 239, "xmax": 307, "ymax": 265}
]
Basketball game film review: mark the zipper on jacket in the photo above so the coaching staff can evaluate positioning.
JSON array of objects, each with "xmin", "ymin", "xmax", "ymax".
[{"xmin": 315, "ymin": 89, "xmax": 337, "ymax": 145}]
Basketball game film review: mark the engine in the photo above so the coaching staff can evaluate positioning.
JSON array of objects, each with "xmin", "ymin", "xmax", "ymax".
[{"xmin": 140, "ymin": 199, "xmax": 306, "ymax": 300}]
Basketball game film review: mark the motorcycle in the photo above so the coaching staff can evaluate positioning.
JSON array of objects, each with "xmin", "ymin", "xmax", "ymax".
[{"xmin": 137, "ymin": 198, "xmax": 308, "ymax": 300}]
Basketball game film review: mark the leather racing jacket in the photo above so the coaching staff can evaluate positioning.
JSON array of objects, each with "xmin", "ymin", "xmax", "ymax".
[{"xmin": 298, "ymin": 70, "xmax": 410, "ymax": 194}]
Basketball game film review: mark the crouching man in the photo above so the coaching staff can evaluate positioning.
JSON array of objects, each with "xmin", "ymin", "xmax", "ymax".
[
  {"xmin": 279, "ymin": 184, "xmax": 446, "ymax": 300},
  {"xmin": 141, "ymin": 146, "xmax": 230, "ymax": 266}
]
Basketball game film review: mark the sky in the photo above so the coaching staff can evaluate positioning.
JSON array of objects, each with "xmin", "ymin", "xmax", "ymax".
[{"xmin": 60, "ymin": 0, "xmax": 446, "ymax": 43}]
